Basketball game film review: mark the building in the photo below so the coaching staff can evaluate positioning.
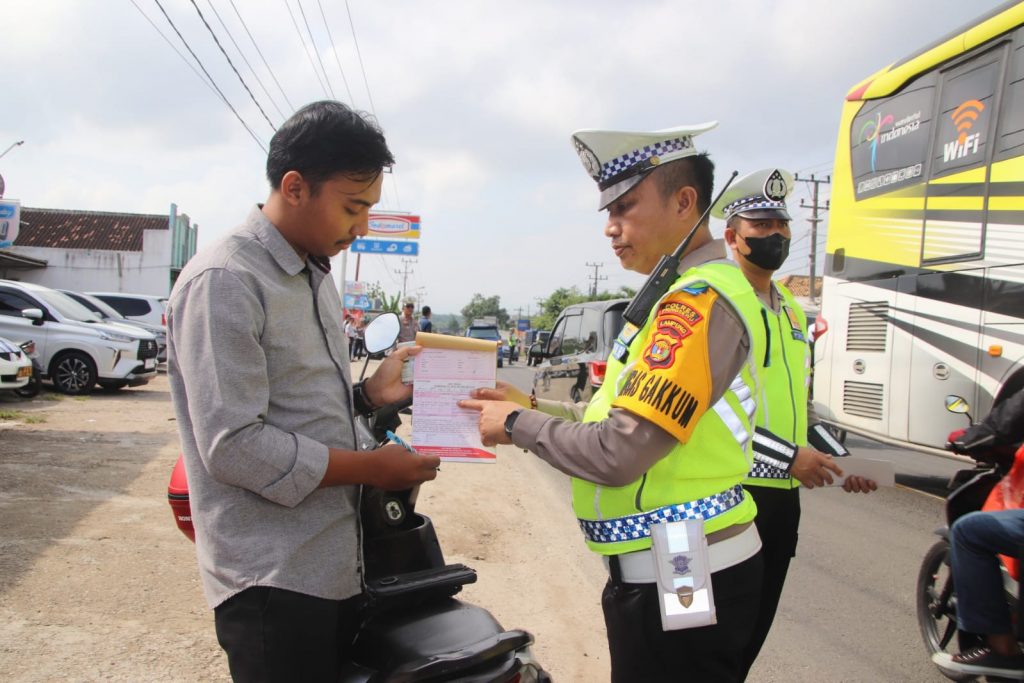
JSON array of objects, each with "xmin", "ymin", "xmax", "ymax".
[{"xmin": 0, "ymin": 203, "xmax": 197, "ymax": 295}]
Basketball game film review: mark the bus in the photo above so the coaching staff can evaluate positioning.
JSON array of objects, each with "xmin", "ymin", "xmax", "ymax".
[{"xmin": 813, "ymin": 1, "xmax": 1024, "ymax": 454}]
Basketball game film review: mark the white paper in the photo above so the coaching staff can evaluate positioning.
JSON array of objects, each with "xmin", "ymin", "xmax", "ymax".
[
  {"xmin": 826, "ymin": 456, "xmax": 896, "ymax": 487},
  {"xmin": 411, "ymin": 346, "xmax": 497, "ymax": 463}
]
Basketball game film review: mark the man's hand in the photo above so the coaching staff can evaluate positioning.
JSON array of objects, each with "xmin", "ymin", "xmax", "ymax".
[
  {"xmin": 368, "ymin": 443, "xmax": 441, "ymax": 490},
  {"xmin": 842, "ymin": 475, "xmax": 877, "ymax": 493},
  {"xmin": 790, "ymin": 447, "xmax": 843, "ymax": 489},
  {"xmin": 469, "ymin": 380, "xmax": 531, "ymax": 409},
  {"xmin": 458, "ymin": 399, "xmax": 522, "ymax": 447},
  {"xmin": 364, "ymin": 345, "xmax": 421, "ymax": 407}
]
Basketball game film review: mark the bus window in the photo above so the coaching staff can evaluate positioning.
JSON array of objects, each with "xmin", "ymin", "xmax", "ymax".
[
  {"xmin": 997, "ymin": 35, "xmax": 1024, "ymax": 157},
  {"xmin": 850, "ymin": 72, "xmax": 936, "ymax": 200},
  {"xmin": 930, "ymin": 52, "xmax": 1001, "ymax": 179}
]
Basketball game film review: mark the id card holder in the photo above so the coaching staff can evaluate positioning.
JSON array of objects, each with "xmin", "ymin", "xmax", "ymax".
[{"xmin": 650, "ymin": 519, "xmax": 716, "ymax": 631}]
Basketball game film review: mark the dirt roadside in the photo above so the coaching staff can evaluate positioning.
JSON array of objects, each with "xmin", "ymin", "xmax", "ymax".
[{"xmin": 0, "ymin": 375, "xmax": 609, "ymax": 682}]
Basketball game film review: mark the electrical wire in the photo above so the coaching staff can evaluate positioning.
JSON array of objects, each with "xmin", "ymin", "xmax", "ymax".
[
  {"xmin": 296, "ymin": 0, "xmax": 336, "ymax": 99},
  {"xmin": 315, "ymin": 0, "xmax": 354, "ymax": 103},
  {"xmin": 227, "ymin": 0, "xmax": 295, "ymax": 113},
  {"xmin": 203, "ymin": 0, "xmax": 287, "ymax": 120},
  {"xmin": 128, "ymin": 0, "xmax": 221, "ymax": 102},
  {"xmin": 151, "ymin": 0, "xmax": 268, "ymax": 153},
  {"xmin": 188, "ymin": 0, "xmax": 276, "ymax": 131},
  {"xmin": 282, "ymin": 0, "xmax": 331, "ymax": 97}
]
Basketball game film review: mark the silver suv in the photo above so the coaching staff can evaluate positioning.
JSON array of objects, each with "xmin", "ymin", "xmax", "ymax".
[{"xmin": 0, "ymin": 280, "xmax": 159, "ymax": 394}]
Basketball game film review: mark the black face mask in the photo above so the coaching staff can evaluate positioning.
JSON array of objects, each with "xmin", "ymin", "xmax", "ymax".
[{"xmin": 741, "ymin": 232, "xmax": 791, "ymax": 270}]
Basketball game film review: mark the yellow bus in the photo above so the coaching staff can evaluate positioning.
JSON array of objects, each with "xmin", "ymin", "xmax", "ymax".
[{"xmin": 813, "ymin": 0, "xmax": 1024, "ymax": 453}]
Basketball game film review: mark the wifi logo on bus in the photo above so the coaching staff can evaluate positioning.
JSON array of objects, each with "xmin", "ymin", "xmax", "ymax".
[
  {"xmin": 943, "ymin": 99, "xmax": 986, "ymax": 162},
  {"xmin": 952, "ymin": 99, "xmax": 985, "ymax": 144}
]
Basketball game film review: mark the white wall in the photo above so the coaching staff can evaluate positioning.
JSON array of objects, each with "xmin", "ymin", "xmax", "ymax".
[{"xmin": 5, "ymin": 229, "xmax": 172, "ymax": 295}]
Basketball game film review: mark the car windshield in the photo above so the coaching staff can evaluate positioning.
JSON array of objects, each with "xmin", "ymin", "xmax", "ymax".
[
  {"xmin": 67, "ymin": 292, "xmax": 126, "ymax": 320},
  {"xmin": 35, "ymin": 289, "xmax": 103, "ymax": 322},
  {"xmin": 467, "ymin": 327, "xmax": 500, "ymax": 341}
]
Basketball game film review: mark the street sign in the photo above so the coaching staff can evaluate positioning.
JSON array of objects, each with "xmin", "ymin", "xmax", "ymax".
[
  {"xmin": 368, "ymin": 214, "xmax": 421, "ymax": 239},
  {"xmin": 351, "ymin": 238, "xmax": 419, "ymax": 256},
  {"xmin": 344, "ymin": 293, "xmax": 372, "ymax": 310},
  {"xmin": 517, "ymin": 319, "xmax": 530, "ymax": 331}
]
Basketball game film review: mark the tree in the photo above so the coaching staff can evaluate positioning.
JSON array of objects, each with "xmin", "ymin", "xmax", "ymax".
[
  {"xmin": 364, "ymin": 282, "xmax": 400, "ymax": 313},
  {"xmin": 461, "ymin": 293, "xmax": 509, "ymax": 328},
  {"xmin": 531, "ymin": 286, "xmax": 636, "ymax": 331}
]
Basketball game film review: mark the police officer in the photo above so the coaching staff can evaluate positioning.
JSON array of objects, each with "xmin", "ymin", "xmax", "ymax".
[
  {"xmin": 711, "ymin": 168, "xmax": 877, "ymax": 678},
  {"xmin": 461, "ymin": 124, "xmax": 769, "ymax": 682}
]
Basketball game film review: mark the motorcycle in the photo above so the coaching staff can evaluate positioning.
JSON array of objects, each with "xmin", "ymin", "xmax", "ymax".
[
  {"xmin": 14, "ymin": 340, "xmax": 42, "ymax": 399},
  {"xmin": 167, "ymin": 313, "xmax": 550, "ymax": 683},
  {"xmin": 917, "ymin": 394, "xmax": 1021, "ymax": 681}
]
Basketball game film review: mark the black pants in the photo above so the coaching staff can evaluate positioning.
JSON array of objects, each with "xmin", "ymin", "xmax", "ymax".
[
  {"xmin": 214, "ymin": 586, "xmax": 363, "ymax": 683},
  {"xmin": 740, "ymin": 486, "xmax": 801, "ymax": 678},
  {"xmin": 603, "ymin": 551, "xmax": 763, "ymax": 683}
]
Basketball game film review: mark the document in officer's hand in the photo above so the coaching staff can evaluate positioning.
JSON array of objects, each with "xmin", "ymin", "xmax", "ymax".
[
  {"xmin": 826, "ymin": 457, "xmax": 896, "ymax": 487},
  {"xmin": 410, "ymin": 331, "xmax": 498, "ymax": 463}
]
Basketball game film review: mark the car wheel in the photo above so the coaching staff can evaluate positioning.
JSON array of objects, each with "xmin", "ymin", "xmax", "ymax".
[{"xmin": 50, "ymin": 351, "xmax": 97, "ymax": 395}]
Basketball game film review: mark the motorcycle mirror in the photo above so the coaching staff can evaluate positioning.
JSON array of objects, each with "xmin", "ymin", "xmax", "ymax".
[
  {"xmin": 363, "ymin": 313, "xmax": 400, "ymax": 354},
  {"xmin": 944, "ymin": 395, "xmax": 971, "ymax": 414}
]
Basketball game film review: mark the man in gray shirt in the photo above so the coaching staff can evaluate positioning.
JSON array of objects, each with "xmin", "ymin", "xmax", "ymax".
[{"xmin": 168, "ymin": 101, "xmax": 441, "ymax": 682}]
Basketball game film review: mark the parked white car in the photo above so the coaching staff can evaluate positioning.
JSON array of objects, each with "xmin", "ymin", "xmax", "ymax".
[
  {"xmin": 0, "ymin": 280, "xmax": 159, "ymax": 394},
  {"xmin": 87, "ymin": 292, "xmax": 168, "ymax": 328},
  {"xmin": 62, "ymin": 290, "xmax": 167, "ymax": 363},
  {"xmin": 0, "ymin": 335, "xmax": 33, "ymax": 392}
]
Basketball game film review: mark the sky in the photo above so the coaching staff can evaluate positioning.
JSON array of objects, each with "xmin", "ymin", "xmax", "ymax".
[{"xmin": 0, "ymin": 0, "xmax": 1010, "ymax": 317}]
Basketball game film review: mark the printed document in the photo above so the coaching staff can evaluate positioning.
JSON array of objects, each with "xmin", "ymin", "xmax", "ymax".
[{"xmin": 411, "ymin": 332, "xmax": 497, "ymax": 463}]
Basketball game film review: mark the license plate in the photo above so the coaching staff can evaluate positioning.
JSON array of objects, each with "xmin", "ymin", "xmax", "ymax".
[
  {"xmin": 144, "ymin": 358, "xmax": 156, "ymax": 369},
  {"xmin": 17, "ymin": 365, "xmax": 32, "ymax": 379}
]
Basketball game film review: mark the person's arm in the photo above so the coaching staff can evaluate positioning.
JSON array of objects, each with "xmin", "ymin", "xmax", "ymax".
[{"xmin": 461, "ymin": 290, "xmax": 750, "ymax": 486}]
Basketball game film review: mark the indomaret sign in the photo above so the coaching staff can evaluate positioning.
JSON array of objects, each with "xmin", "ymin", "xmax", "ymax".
[{"xmin": 368, "ymin": 214, "xmax": 420, "ymax": 240}]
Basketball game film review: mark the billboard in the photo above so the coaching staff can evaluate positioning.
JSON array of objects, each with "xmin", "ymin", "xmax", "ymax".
[
  {"xmin": 352, "ymin": 238, "xmax": 419, "ymax": 256},
  {"xmin": 368, "ymin": 214, "xmax": 421, "ymax": 240},
  {"xmin": 0, "ymin": 199, "xmax": 21, "ymax": 248}
]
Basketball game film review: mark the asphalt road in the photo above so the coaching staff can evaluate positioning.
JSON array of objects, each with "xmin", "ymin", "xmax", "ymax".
[{"xmin": 499, "ymin": 362, "xmax": 961, "ymax": 682}]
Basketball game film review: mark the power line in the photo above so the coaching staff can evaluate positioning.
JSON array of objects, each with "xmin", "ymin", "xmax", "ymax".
[
  {"xmin": 227, "ymin": 0, "xmax": 295, "ymax": 113},
  {"xmin": 188, "ymin": 0, "xmax": 276, "ymax": 131},
  {"xmin": 203, "ymin": 0, "xmax": 287, "ymax": 120},
  {"xmin": 315, "ymin": 0, "xmax": 354, "ymax": 103},
  {"xmin": 129, "ymin": 0, "xmax": 222, "ymax": 102},
  {"xmin": 296, "ymin": 0, "xmax": 336, "ymax": 99},
  {"xmin": 151, "ymin": 0, "xmax": 268, "ymax": 153},
  {"xmin": 282, "ymin": 0, "xmax": 331, "ymax": 98}
]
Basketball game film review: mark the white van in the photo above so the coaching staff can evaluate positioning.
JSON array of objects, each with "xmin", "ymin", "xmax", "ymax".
[{"xmin": 0, "ymin": 280, "xmax": 159, "ymax": 394}]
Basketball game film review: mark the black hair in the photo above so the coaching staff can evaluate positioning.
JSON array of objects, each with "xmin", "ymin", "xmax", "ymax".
[
  {"xmin": 653, "ymin": 153, "xmax": 715, "ymax": 222},
  {"xmin": 421, "ymin": 306, "xmax": 431, "ymax": 316},
  {"xmin": 266, "ymin": 100, "xmax": 395, "ymax": 194}
]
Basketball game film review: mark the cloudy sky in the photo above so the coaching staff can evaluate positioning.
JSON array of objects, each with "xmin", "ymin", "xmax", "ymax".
[{"xmin": 1, "ymin": 0, "xmax": 1008, "ymax": 317}]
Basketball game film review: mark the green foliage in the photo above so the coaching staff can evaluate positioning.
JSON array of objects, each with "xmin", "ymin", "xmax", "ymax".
[
  {"xmin": 532, "ymin": 286, "xmax": 636, "ymax": 331},
  {"xmin": 363, "ymin": 282, "xmax": 401, "ymax": 313},
  {"xmin": 461, "ymin": 294, "xmax": 509, "ymax": 328}
]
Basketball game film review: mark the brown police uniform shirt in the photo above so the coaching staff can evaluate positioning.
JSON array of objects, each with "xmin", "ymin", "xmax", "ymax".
[{"xmin": 511, "ymin": 239, "xmax": 750, "ymax": 486}]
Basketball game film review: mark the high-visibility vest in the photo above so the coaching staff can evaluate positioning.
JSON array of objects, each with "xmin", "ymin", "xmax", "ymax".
[{"xmin": 572, "ymin": 262, "xmax": 766, "ymax": 556}]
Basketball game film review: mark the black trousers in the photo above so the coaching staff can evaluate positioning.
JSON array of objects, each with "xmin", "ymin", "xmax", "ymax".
[
  {"xmin": 739, "ymin": 485, "xmax": 801, "ymax": 678},
  {"xmin": 214, "ymin": 586, "xmax": 363, "ymax": 683},
  {"xmin": 603, "ymin": 551, "xmax": 764, "ymax": 683}
]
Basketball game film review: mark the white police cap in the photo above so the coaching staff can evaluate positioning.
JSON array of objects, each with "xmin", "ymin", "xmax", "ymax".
[
  {"xmin": 571, "ymin": 122, "xmax": 717, "ymax": 210},
  {"xmin": 712, "ymin": 168, "xmax": 794, "ymax": 221}
]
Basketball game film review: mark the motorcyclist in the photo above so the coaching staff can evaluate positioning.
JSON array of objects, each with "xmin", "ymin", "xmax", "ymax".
[{"xmin": 932, "ymin": 388, "xmax": 1024, "ymax": 679}]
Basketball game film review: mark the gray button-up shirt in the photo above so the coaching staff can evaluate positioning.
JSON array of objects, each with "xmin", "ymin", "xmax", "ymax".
[{"xmin": 167, "ymin": 206, "xmax": 360, "ymax": 609}]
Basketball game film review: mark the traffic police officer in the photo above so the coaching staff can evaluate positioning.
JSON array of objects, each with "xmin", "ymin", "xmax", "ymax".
[
  {"xmin": 711, "ymin": 168, "xmax": 877, "ymax": 678},
  {"xmin": 461, "ymin": 124, "xmax": 770, "ymax": 682}
]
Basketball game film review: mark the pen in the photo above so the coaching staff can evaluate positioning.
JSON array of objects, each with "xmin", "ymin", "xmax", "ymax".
[{"xmin": 385, "ymin": 430, "xmax": 416, "ymax": 453}]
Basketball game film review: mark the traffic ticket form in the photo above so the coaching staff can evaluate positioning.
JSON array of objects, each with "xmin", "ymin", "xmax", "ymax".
[{"xmin": 410, "ymin": 331, "xmax": 498, "ymax": 463}]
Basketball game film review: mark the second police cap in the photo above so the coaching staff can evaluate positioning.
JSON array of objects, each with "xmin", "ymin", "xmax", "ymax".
[
  {"xmin": 712, "ymin": 168, "xmax": 794, "ymax": 222},
  {"xmin": 571, "ymin": 122, "xmax": 718, "ymax": 210}
]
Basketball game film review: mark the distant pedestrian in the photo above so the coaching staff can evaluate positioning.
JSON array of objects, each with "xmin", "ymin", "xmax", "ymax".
[
  {"xmin": 344, "ymin": 315, "xmax": 358, "ymax": 360},
  {"xmin": 419, "ymin": 306, "xmax": 433, "ymax": 333},
  {"xmin": 353, "ymin": 319, "xmax": 366, "ymax": 360},
  {"xmin": 398, "ymin": 302, "xmax": 417, "ymax": 343}
]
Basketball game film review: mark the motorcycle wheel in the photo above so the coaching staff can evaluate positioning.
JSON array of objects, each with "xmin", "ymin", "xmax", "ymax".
[
  {"xmin": 14, "ymin": 373, "xmax": 41, "ymax": 399},
  {"xmin": 917, "ymin": 539, "xmax": 975, "ymax": 681}
]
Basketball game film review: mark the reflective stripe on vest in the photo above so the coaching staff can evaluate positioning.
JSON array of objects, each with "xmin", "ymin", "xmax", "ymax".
[{"xmin": 572, "ymin": 262, "xmax": 766, "ymax": 555}]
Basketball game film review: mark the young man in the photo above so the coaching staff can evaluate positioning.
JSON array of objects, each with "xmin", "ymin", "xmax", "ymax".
[
  {"xmin": 167, "ymin": 101, "xmax": 440, "ymax": 682},
  {"xmin": 712, "ymin": 168, "xmax": 876, "ymax": 678},
  {"xmin": 461, "ymin": 123, "xmax": 768, "ymax": 682},
  {"xmin": 418, "ymin": 305, "xmax": 433, "ymax": 333}
]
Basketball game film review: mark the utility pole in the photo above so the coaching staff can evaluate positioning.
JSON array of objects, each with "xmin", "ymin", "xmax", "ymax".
[
  {"xmin": 585, "ymin": 261, "xmax": 607, "ymax": 298},
  {"xmin": 796, "ymin": 174, "xmax": 830, "ymax": 306},
  {"xmin": 395, "ymin": 258, "xmax": 416, "ymax": 302}
]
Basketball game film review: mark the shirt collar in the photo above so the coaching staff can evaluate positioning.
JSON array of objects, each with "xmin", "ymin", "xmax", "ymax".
[
  {"xmin": 677, "ymin": 238, "xmax": 727, "ymax": 273},
  {"xmin": 247, "ymin": 205, "xmax": 307, "ymax": 277}
]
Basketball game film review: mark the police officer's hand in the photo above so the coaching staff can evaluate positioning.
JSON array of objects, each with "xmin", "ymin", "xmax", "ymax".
[
  {"xmin": 468, "ymin": 381, "xmax": 531, "ymax": 408},
  {"xmin": 365, "ymin": 344, "xmax": 422, "ymax": 406},
  {"xmin": 791, "ymin": 447, "xmax": 842, "ymax": 488},
  {"xmin": 369, "ymin": 443, "xmax": 441, "ymax": 489},
  {"xmin": 842, "ymin": 475, "xmax": 877, "ymax": 493},
  {"xmin": 457, "ymin": 399, "xmax": 520, "ymax": 447}
]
